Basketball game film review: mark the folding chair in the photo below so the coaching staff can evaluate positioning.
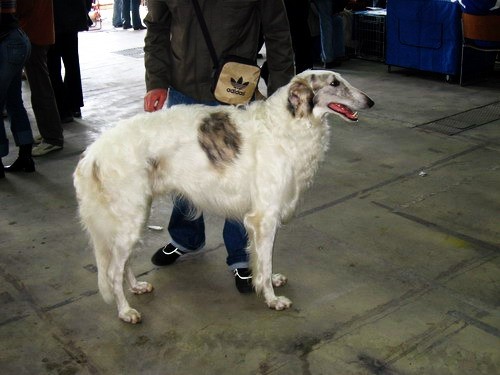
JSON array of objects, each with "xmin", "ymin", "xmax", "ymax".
[
  {"xmin": 460, "ymin": 12, "xmax": 500, "ymax": 85},
  {"xmin": 89, "ymin": 1, "xmax": 102, "ymax": 31}
]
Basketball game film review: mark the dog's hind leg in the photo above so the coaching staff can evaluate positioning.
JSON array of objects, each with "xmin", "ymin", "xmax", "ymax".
[
  {"xmin": 107, "ymin": 203, "xmax": 151, "ymax": 324},
  {"xmin": 90, "ymin": 226, "xmax": 143, "ymax": 323},
  {"xmin": 108, "ymin": 242, "xmax": 143, "ymax": 324},
  {"xmin": 244, "ymin": 211, "xmax": 292, "ymax": 310}
]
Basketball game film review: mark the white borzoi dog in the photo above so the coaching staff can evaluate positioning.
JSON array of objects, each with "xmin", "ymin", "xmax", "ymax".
[{"xmin": 73, "ymin": 70, "xmax": 374, "ymax": 323}]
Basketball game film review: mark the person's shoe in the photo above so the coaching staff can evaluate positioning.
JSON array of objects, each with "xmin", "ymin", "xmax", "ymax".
[
  {"xmin": 33, "ymin": 135, "xmax": 43, "ymax": 145},
  {"xmin": 324, "ymin": 60, "xmax": 342, "ymax": 69},
  {"xmin": 123, "ymin": 24, "xmax": 132, "ymax": 30},
  {"xmin": 32, "ymin": 142, "xmax": 63, "ymax": 156},
  {"xmin": 151, "ymin": 243, "xmax": 186, "ymax": 266},
  {"xmin": 5, "ymin": 144, "xmax": 35, "ymax": 172},
  {"xmin": 61, "ymin": 115, "xmax": 74, "ymax": 124},
  {"xmin": 4, "ymin": 156, "xmax": 35, "ymax": 173},
  {"xmin": 234, "ymin": 268, "xmax": 253, "ymax": 294},
  {"xmin": 72, "ymin": 110, "xmax": 82, "ymax": 118},
  {"xmin": 134, "ymin": 25, "xmax": 146, "ymax": 30}
]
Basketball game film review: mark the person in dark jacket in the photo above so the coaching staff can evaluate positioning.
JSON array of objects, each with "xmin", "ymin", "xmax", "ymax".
[
  {"xmin": 47, "ymin": 0, "xmax": 91, "ymax": 122},
  {"xmin": 0, "ymin": 0, "xmax": 35, "ymax": 176},
  {"xmin": 143, "ymin": 0, "xmax": 294, "ymax": 293},
  {"xmin": 284, "ymin": 0, "xmax": 314, "ymax": 74}
]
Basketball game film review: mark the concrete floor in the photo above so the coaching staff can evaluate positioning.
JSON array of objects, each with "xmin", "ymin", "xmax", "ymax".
[{"xmin": 1, "ymin": 11, "xmax": 500, "ymax": 375}]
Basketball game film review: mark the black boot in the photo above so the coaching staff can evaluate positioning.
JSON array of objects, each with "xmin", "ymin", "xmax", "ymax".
[{"xmin": 5, "ymin": 144, "xmax": 35, "ymax": 173}]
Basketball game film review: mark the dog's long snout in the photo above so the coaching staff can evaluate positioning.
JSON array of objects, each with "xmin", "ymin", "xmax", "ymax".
[
  {"xmin": 356, "ymin": 90, "xmax": 374, "ymax": 109},
  {"xmin": 366, "ymin": 96, "xmax": 375, "ymax": 108}
]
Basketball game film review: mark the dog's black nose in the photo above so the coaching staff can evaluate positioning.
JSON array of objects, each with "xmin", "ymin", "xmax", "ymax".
[{"xmin": 366, "ymin": 97, "xmax": 375, "ymax": 108}]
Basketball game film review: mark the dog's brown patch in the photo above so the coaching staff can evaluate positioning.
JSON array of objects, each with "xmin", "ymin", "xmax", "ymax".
[
  {"xmin": 310, "ymin": 73, "xmax": 332, "ymax": 91},
  {"xmin": 310, "ymin": 73, "xmax": 320, "ymax": 91},
  {"xmin": 287, "ymin": 80, "xmax": 314, "ymax": 118},
  {"xmin": 198, "ymin": 112, "xmax": 241, "ymax": 168},
  {"xmin": 147, "ymin": 157, "xmax": 161, "ymax": 170},
  {"xmin": 91, "ymin": 161, "xmax": 101, "ymax": 185},
  {"xmin": 309, "ymin": 74, "xmax": 340, "ymax": 92}
]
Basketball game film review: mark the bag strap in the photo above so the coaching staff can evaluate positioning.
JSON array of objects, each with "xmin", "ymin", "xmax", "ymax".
[{"xmin": 190, "ymin": 0, "xmax": 219, "ymax": 69}]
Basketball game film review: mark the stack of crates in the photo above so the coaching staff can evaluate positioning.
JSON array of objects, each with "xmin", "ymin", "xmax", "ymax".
[{"xmin": 354, "ymin": 11, "xmax": 386, "ymax": 62}]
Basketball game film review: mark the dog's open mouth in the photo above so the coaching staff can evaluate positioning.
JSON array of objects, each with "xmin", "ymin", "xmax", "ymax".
[{"xmin": 328, "ymin": 103, "xmax": 358, "ymax": 121}]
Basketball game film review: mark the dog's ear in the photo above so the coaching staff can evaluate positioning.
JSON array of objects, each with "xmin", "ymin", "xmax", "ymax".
[{"xmin": 287, "ymin": 80, "xmax": 314, "ymax": 119}]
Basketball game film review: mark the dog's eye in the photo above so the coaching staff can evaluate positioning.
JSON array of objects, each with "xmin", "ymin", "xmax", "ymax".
[{"xmin": 330, "ymin": 80, "xmax": 340, "ymax": 87}]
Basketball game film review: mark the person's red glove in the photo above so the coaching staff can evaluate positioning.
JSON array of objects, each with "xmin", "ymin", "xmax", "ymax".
[{"xmin": 144, "ymin": 88, "xmax": 168, "ymax": 112}]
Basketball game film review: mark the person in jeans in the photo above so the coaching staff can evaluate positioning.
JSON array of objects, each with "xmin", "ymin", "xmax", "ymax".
[
  {"xmin": 112, "ymin": 0, "xmax": 123, "ymax": 28},
  {"xmin": 0, "ymin": 0, "xmax": 35, "ymax": 177},
  {"xmin": 143, "ymin": 0, "xmax": 294, "ymax": 293},
  {"xmin": 314, "ymin": 0, "xmax": 348, "ymax": 68}
]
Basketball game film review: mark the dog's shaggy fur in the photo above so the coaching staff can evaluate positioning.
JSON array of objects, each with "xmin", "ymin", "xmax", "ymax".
[{"xmin": 74, "ymin": 70, "xmax": 374, "ymax": 323}]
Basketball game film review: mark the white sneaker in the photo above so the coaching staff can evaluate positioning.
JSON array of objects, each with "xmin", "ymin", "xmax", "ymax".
[{"xmin": 32, "ymin": 142, "xmax": 63, "ymax": 156}]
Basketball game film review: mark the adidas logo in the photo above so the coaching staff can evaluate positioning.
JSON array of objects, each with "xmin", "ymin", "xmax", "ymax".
[
  {"xmin": 227, "ymin": 77, "xmax": 249, "ymax": 96},
  {"xmin": 231, "ymin": 77, "xmax": 249, "ymax": 90}
]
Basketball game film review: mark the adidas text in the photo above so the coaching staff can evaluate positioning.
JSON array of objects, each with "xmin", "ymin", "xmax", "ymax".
[{"xmin": 227, "ymin": 88, "xmax": 245, "ymax": 96}]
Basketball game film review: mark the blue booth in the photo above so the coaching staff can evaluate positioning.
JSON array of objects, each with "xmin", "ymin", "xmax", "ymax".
[{"xmin": 386, "ymin": 0, "xmax": 462, "ymax": 79}]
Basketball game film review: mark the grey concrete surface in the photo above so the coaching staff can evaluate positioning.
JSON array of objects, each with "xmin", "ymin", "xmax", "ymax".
[{"xmin": 1, "ymin": 10, "xmax": 499, "ymax": 375}]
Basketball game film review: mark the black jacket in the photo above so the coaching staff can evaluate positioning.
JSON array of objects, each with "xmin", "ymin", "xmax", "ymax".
[
  {"xmin": 144, "ymin": 0, "xmax": 295, "ymax": 101},
  {"xmin": 333, "ymin": 0, "xmax": 349, "ymax": 14},
  {"xmin": 53, "ymin": 0, "xmax": 92, "ymax": 34}
]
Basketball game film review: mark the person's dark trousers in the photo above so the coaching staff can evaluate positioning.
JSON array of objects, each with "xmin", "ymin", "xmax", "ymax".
[
  {"xmin": 131, "ymin": 0, "xmax": 143, "ymax": 28},
  {"xmin": 168, "ymin": 197, "xmax": 249, "ymax": 269},
  {"xmin": 122, "ymin": 0, "xmax": 142, "ymax": 28},
  {"xmin": 24, "ymin": 44, "xmax": 64, "ymax": 147},
  {"xmin": 47, "ymin": 32, "xmax": 84, "ymax": 118},
  {"xmin": 284, "ymin": 0, "xmax": 314, "ymax": 73},
  {"xmin": 168, "ymin": 196, "xmax": 207, "ymax": 251}
]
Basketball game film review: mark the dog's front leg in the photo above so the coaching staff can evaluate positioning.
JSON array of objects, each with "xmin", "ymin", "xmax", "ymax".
[
  {"xmin": 244, "ymin": 212, "xmax": 292, "ymax": 310},
  {"xmin": 126, "ymin": 265, "xmax": 154, "ymax": 295}
]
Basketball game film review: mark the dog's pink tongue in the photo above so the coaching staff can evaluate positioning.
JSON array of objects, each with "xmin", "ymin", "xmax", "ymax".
[{"xmin": 328, "ymin": 103, "xmax": 358, "ymax": 121}]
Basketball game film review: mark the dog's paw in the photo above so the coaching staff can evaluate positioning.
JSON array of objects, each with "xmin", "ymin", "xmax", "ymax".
[
  {"xmin": 272, "ymin": 273, "xmax": 287, "ymax": 287},
  {"xmin": 130, "ymin": 281, "xmax": 153, "ymax": 295},
  {"xmin": 267, "ymin": 296, "xmax": 292, "ymax": 311},
  {"xmin": 119, "ymin": 308, "xmax": 142, "ymax": 324}
]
